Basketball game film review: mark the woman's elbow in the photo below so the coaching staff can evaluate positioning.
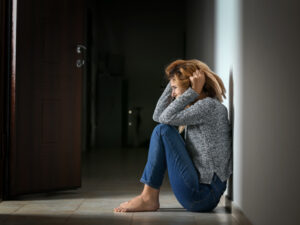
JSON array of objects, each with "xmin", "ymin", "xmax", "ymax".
[
  {"xmin": 158, "ymin": 115, "xmax": 175, "ymax": 125},
  {"xmin": 152, "ymin": 113, "xmax": 161, "ymax": 123}
]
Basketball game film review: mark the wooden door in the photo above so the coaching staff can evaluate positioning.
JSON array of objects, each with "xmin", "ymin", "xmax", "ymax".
[
  {"xmin": 0, "ymin": 0, "xmax": 8, "ymax": 202},
  {"xmin": 6, "ymin": 0, "xmax": 85, "ymax": 198}
]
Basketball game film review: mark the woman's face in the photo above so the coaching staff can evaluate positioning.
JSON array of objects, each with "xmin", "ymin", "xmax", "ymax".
[{"xmin": 170, "ymin": 78, "xmax": 187, "ymax": 99}]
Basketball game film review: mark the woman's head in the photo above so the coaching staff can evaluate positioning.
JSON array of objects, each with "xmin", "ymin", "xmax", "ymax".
[{"xmin": 165, "ymin": 59, "xmax": 226, "ymax": 102}]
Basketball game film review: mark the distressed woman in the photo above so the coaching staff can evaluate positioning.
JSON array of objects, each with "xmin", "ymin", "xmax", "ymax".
[{"xmin": 114, "ymin": 59, "xmax": 233, "ymax": 213}]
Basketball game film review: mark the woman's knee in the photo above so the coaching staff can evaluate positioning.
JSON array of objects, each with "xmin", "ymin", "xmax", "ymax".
[{"xmin": 153, "ymin": 123, "xmax": 175, "ymax": 135}]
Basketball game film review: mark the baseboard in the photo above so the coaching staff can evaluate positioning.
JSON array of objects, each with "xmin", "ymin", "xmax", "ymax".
[{"xmin": 225, "ymin": 195, "xmax": 253, "ymax": 225}]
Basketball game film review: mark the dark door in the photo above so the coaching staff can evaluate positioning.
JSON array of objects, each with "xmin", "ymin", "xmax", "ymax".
[
  {"xmin": 6, "ymin": 0, "xmax": 85, "ymax": 198},
  {"xmin": 0, "ymin": 0, "xmax": 9, "ymax": 201}
]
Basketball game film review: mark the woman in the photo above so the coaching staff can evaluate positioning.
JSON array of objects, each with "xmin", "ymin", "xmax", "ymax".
[{"xmin": 114, "ymin": 59, "xmax": 233, "ymax": 213}]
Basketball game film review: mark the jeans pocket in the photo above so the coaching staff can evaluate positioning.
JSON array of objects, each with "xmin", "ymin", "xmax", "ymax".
[
  {"xmin": 212, "ymin": 187, "xmax": 225, "ymax": 207},
  {"xmin": 212, "ymin": 175, "xmax": 227, "ymax": 194},
  {"xmin": 189, "ymin": 189, "xmax": 217, "ymax": 212},
  {"xmin": 198, "ymin": 182, "xmax": 210, "ymax": 193},
  {"xmin": 215, "ymin": 183, "xmax": 227, "ymax": 195}
]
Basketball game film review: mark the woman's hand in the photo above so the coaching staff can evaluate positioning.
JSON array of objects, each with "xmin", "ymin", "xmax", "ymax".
[{"xmin": 189, "ymin": 70, "xmax": 206, "ymax": 94}]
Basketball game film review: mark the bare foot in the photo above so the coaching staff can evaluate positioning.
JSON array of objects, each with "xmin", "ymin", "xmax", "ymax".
[{"xmin": 114, "ymin": 195, "xmax": 160, "ymax": 212}]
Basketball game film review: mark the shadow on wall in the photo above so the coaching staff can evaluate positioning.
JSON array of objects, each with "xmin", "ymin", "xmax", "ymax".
[{"xmin": 228, "ymin": 68, "xmax": 234, "ymax": 201}]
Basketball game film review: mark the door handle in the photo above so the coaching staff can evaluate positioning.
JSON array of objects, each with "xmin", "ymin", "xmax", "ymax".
[
  {"xmin": 76, "ymin": 59, "xmax": 85, "ymax": 68},
  {"xmin": 76, "ymin": 44, "xmax": 87, "ymax": 54},
  {"xmin": 76, "ymin": 44, "xmax": 87, "ymax": 68}
]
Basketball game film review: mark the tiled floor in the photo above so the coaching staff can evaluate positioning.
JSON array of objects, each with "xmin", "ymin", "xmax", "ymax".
[{"xmin": 0, "ymin": 148, "xmax": 238, "ymax": 225}]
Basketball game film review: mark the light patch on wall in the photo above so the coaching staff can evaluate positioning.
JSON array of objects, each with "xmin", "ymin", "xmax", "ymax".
[
  {"xmin": 214, "ymin": 0, "xmax": 243, "ymax": 204},
  {"xmin": 215, "ymin": 0, "xmax": 241, "ymax": 109}
]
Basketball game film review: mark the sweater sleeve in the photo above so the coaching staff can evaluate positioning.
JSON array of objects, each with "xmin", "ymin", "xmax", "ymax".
[
  {"xmin": 152, "ymin": 81, "xmax": 173, "ymax": 122},
  {"xmin": 158, "ymin": 87, "xmax": 215, "ymax": 126}
]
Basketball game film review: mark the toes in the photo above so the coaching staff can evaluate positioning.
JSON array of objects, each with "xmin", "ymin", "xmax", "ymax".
[
  {"xmin": 113, "ymin": 207, "xmax": 128, "ymax": 213},
  {"xmin": 116, "ymin": 207, "xmax": 128, "ymax": 213},
  {"xmin": 113, "ymin": 207, "xmax": 121, "ymax": 212},
  {"xmin": 121, "ymin": 208, "xmax": 127, "ymax": 212}
]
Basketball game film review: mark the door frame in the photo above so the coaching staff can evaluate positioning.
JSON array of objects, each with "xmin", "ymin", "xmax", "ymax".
[
  {"xmin": 0, "ymin": 0, "xmax": 4, "ymax": 202},
  {"xmin": 0, "ymin": 0, "xmax": 9, "ymax": 201},
  {"xmin": 1, "ymin": 0, "xmax": 16, "ymax": 200}
]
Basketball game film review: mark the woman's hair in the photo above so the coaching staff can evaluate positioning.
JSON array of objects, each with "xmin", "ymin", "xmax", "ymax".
[{"xmin": 164, "ymin": 59, "xmax": 226, "ymax": 133}]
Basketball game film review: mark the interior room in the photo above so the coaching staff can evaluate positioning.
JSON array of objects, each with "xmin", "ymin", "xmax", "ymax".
[{"xmin": 1, "ymin": 0, "xmax": 300, "ymax": 225}]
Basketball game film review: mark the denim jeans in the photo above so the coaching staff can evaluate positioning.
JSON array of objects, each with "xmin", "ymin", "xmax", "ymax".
[{"xmin": 140, "ymin": 124, "xmax": 227, "ymax": 212}]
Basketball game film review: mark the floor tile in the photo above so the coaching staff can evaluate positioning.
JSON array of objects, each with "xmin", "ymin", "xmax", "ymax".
[
  {"xmin": 0, "ymin": 202, "xmax": 25, "ymax": 214},
  {"xmin": 0, "ymin": 148, "xmax": 236, "ymax": 225}
]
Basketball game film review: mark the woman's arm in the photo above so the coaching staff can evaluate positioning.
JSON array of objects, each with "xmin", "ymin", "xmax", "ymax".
[
  {"xmin": 158, "ymin": 88, "xmax": 216, "ymax": 126},
  {"xmin": 152, "ymin": 81, "xmax": 173, "ymax": 122}
]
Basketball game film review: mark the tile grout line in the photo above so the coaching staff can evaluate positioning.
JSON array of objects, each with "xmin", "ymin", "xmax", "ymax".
[
  {"xmin": 11, "ymin": 203, "xmax": 27, "ymax": 214},
  {"xmin": 64, "ymin": 198, "xmax": 86, "ymax": 223},
  {"xmin": 1, "ymin": 203, "xmax": 28, "ymax": 222}
]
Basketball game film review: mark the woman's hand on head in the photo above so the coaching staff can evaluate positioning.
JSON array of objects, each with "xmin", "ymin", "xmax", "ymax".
[{"xmin": 189, "ymin": 70, "xmax": 206, "ymax": 94}]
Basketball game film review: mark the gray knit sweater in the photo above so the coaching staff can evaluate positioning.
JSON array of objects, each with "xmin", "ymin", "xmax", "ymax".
[{"xmin": 153, "ymin": 81, "xmax": 233, "ymax": 184}]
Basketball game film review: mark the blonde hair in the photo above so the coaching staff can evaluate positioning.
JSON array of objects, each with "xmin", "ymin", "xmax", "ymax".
[{"xmin": 164, "ymin": 59, "xmax": 226, "ymax": 133}]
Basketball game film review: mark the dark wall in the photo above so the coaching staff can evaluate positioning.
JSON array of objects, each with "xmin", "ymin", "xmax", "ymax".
[
  {"xmin": 186, "ymin": 0, "xmax": 215, "ymax": 68},
  {"xmin": 87, "ymin": 0, "xmax": 186, "ymax": 149}
]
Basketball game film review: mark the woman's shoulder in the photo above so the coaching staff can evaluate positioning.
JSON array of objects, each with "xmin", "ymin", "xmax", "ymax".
[
  {"xmin": 195, "ymin": 96, "xmax": 217, "ymax": 107},
  {"xmin": 205, "ymin": 97, "xmax": 226, "ymax": 108},
  {"xmin": 195, "ymin": 97, "xmax": 228, "ymax": 114}
]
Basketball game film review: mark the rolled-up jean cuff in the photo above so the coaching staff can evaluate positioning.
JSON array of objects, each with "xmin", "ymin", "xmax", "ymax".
[{"xmin": 139, "ymin": 178, "xmax": 160, "ymax": 190}]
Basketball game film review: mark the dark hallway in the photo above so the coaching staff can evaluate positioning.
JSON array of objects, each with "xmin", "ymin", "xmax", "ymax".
[{"xmin": 1, "ymin": 0, "xmax": 300, "ymax": 225}]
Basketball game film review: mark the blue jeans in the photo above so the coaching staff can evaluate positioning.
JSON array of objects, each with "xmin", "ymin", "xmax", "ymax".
[{"xmin": 140, "ymin": 124, "xmax": 227, "ymax": 212}]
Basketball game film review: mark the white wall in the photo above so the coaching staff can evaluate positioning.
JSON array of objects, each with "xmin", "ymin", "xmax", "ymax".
[
  {"xmin": 186, "ymin": 0, "xmax": 300, "ymax": 225},
  {"xmin": 214, "ymin": 0, "xmax": 243, "ymax": 202},
  {"xmin": 238, "ymin": 0, "xmax": 300, "ymax": 224}
]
